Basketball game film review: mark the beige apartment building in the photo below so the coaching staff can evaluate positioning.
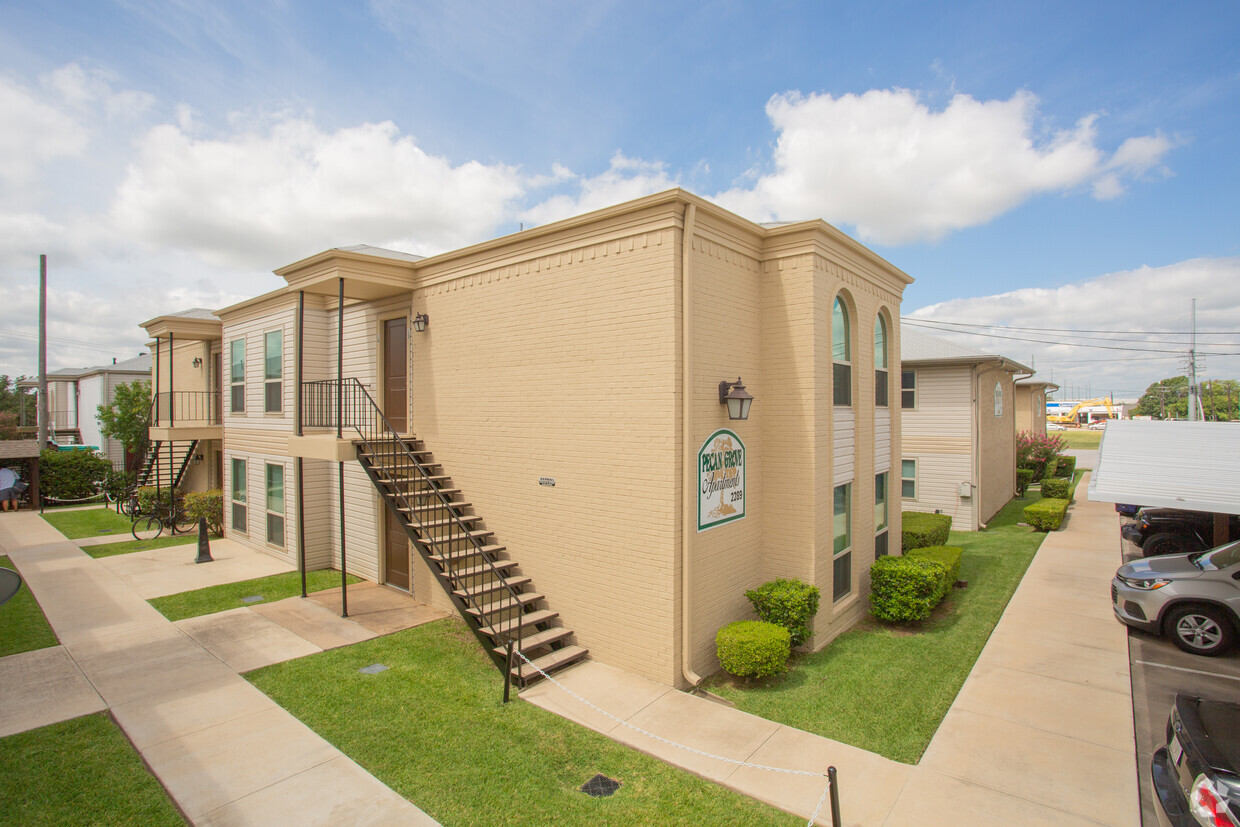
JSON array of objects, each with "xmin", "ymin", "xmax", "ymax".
[
  {"xmin": 899, "ymin": 328, "xmax": 1035, "ymax": 531},
  {"xmin": 145, "ymin": 190, "xmax": 911, "ymax": 688},
  {"xmin": 1015, "ymin": 378, "xmax": 1059, "ymax": 437}
]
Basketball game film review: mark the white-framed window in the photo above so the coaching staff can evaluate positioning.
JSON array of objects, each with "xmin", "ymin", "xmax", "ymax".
[
  {"xmin": 875, "ymin": 472, "xmax": 889, "ymax": 557},
  {"xmin": 265, "ymin": 463, "xmax": 284, "ymax": 547},
  {"xmin": 833, "ymin": 482, "xmax": 852, "ymax": 601},
  {"xmin": 264, "ymin": 329, "xmax": 282, "ymax": 413},
  {"xmin": 901, "ymin": 459, "xmax": 917, "ymax": 500},
  {"xmin": 230, "ymin": 457, "xmax": 247, "ymax": 533},
  {"xmin": 874, "ymin": 315, "xmax": 888, "ymax": 407},
  {"xmin": 833, "ymin": 296, "xmax": 851, "ymax": 406},
  {"xmin": 994, "ymin": 381, "xmax": 1004, "ymax": 417},
  {"xmin": 230, "ymin": 339, "xmax": 245, "ymax": 413},
  {"xmin": 901, "ymin": 370, "xmax": 916, "ymax": 410}
]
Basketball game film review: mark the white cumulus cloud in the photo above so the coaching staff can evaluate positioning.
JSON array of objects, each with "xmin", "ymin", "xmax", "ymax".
[
  {"xmin": 519, "ymin": 152, "xmax": 679, "ymax": 228},
  {"xmin": 715, "ymin": 88, "xmax": 1173, "ymax": 244}
]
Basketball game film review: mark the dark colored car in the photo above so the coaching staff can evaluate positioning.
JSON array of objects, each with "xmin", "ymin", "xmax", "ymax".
[
  {"xmin": 1122, "ymin": 508, "xmax": 1240, "ymax": 557},
  {"xmin": 1151, "ymin": 694, "xmax": 1240, "ymax": 826}
]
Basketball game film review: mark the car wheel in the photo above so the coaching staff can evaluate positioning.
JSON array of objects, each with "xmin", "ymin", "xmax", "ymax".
[
  {"xmin": 1143, "ymin": 532, "xmax": 1195, "ymax": 557},
  {"xmin": 1167, "ymin": 605, "xmax": 1235, "ymax": 656}
]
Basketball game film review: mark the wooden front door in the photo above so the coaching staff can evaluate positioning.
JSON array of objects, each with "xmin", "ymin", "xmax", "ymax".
[
  {"xmin": 383, "ymin": 318, "xmax": 408, "ymax": 433},
  {"xmin": 384, "ymin": 506, "xmax": 410, "ymax": 591}
]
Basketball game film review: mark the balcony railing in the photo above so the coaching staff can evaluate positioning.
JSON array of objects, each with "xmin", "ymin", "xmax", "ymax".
[
  {"xmin": 154, "ymin": 391, "xmax": 222, "ymax": 427},
  {"xmin": 300, "ymin": 379, "xmax": 386, "ymax": 437}
]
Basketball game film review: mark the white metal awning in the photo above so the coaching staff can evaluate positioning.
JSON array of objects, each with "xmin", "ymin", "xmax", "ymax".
[{"xmin": 1087, "ymin": 420, "xmax": 1240, "ymax": 514}]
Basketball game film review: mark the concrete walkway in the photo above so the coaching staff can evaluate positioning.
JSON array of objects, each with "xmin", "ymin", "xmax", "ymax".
[
  {"xmin": 0, "ymin": 513, "xmax": 438, "ymax": 826},
  {"xmin": 523, "ymin": 473, "xmax": 1138, "ymax": 825}
]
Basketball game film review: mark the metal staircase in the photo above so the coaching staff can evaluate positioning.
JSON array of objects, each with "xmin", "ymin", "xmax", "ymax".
[
  {"xmin": 319, "ymin": 378, "xmax": 588, "ymax": 687},
  {"xmin": 136, "ymin": 439, "xmax": 198, "ymax": 489}
]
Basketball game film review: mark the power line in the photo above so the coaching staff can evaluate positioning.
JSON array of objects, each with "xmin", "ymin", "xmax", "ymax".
[
  {"xmin": 0, "ymin": 328, "xmax": 145, "ymax": 355},
  {"xmin": 902, "ymin": 319, "xmax": 1240, "ymax": 356},
  {"xmin": 902, "ymin": 318, "xmax": 1238, "ymax": 336}
]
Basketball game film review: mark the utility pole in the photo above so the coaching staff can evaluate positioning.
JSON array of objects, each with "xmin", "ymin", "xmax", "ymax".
[
  {"xmin": 1188, "ymin": 298, "xmax": 1199, "ymax": 422},
  {"xmin": 38, "ymin": 255, "xmax": 48, "ymax": 447}
]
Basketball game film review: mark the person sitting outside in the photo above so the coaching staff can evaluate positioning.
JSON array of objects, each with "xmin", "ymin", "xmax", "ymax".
[{"xmin": 0, "ymin": 467, "xmax": 19, "ymax": 512}]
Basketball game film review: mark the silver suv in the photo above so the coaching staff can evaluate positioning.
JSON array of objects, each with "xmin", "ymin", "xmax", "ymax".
[{"xmin": 1112, "ymin": 540, "xmax": 1240, "ymax": 656}]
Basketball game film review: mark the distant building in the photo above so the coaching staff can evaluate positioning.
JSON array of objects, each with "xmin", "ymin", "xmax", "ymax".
[{"xmin": 1015, "ymin": 378, "xmax": 1059, "ymax": 437}]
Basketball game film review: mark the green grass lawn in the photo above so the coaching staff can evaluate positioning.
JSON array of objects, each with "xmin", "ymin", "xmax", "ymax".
[
  {"xmin": 702, "ymin": 496, "xmax": 1047, "ymax": 764},
  {"xmin": 41, "ymin": 506, "xmax": 133, "ymax": 540},
  {"xmin": 0, "ymin": 713, "xmax": 184, "ymax": 825},
  {"xmin": 150, "ymin": 569, "xmax": 363, "ymax": 621},
  {"xmin": 84, "ymin": 533, "xmax": 207, "ymax": 559},
  {"xmin": 1058, "ymin": 430, "xmax": 1102, "ymax": 449},
  {"xmin": 248, "ymin": 620, "xmax": 799, "ymax": 827},
  {"xmin": 0, "ymin": 555, "xmax": 59, "ymax": 657}
]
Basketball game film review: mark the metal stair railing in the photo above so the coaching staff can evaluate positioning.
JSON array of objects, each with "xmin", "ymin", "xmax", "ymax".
[{"xmin": 306, "ymin": 378, "xmax": 526, "ymax": 674}]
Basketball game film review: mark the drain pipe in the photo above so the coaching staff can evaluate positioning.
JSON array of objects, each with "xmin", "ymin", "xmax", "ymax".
[{"xmin": 680, "ymin": 201, "xmax": 704, "ymax": 689}]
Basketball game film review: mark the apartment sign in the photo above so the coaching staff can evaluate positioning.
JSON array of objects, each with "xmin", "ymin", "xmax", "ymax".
[{"xmin": 698, "ymin": 429, "xmax": 745, "ymax": 531}]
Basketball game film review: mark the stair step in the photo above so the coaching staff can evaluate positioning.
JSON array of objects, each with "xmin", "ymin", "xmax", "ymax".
[
  {"xmin": 360, "ymin": 446, "xmax": 432, "ymax": 458},
  {"xmin": 405, "ymin": 501, "xmax": 470, "ymax": 514},
  {"xmin": 492, "ymin": 626, "xmax": 572, "ymax": 657},
  {"xmin": 454, "ymin": 576, "xmax": 532, "ymax": 599},
  {"xmin": 429, "ymin": 544, "xmax": 506, "ymax": 565},
  {"xmin": 384, "ymin": 485, "xmax": 462, "ymax": 499},
  {"xmin": 450, "ymin": 558, "xmax": 517, "ymax": 579},
  {"xmin": 415, "ymin": 514, "xmax": 483, "ymax": 529},
  {"xmin": 465, "ymin": 592, "xmax": 543, "ymax": 618},
  {"xmin": 512, "ymin": 646, "xmax": 589, "ymax": 681},
  {"xmin": 481, "ymin": 608, "xmax": 559, "ymax": 638},
  {"xmin": 425, "ymin": 529, "xmax": 494, "ymax": 546}
]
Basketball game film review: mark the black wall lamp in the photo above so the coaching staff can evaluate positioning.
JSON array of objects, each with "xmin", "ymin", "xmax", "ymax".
[
  {"xmin": 192, "ymin": 357, "xmax": 203, "ymax": 368},
  {"xmin": 412, "ymin": 313, "xmax": 429, "ymax": 333},
  {"xmin": 718, "ymin": 377, "xmax": 754, "ymax": 421}
]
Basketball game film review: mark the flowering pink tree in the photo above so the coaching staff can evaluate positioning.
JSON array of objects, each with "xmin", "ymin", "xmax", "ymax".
[{"xmin": 1017, "ymin": 431, "xmax": 1066, "ymax": 476}]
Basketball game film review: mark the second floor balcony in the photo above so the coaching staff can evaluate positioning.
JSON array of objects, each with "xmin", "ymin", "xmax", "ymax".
[{"xmin": 150, "ymin": 390, "xmax": 223, "ymax": 441}]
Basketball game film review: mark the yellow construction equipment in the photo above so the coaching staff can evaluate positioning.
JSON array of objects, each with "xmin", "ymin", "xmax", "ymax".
[{"xmin": 1048, "ymin": 397, "xmax": 1115, "ymax": 425}]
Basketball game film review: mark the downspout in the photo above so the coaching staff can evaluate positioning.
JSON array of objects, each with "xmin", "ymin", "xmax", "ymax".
[
  {"xmin": 296, "ymin": 290, "xmax": 307, "ymax": 599},
  {"xmin": 680, "ymin": 202, "xmax": 703, "ymax": 689},
  {"xmin": 971, "ymin": 364, "xmax": 981, "ymax": 531}
]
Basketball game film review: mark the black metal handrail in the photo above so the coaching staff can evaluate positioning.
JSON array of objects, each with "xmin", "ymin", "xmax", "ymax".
[
  {"xmin": 155, "ymin": 391, "xmax": 222, "ymax": 426},
  {"xmin": 309, "ymin": 378, "xmax": 525, "ymax": 658}
]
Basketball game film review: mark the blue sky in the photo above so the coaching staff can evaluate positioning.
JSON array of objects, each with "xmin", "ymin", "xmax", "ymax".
[{"xmin": 1, "ymin": 0, "xmax": 1238, "ymax": 400}]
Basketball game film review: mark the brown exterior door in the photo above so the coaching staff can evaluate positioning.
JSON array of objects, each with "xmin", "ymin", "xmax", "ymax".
[
  {"xmin": 384, "ymin": 506, "xmax": 410, "ymax": 591},
  {"xmin": 383, "ymin": 318, "xmax": 408, "ymax": 433}
]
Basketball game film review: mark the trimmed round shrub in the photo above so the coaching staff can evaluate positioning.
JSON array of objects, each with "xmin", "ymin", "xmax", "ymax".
[
  {"xmin": 744, "ymin": 579, "xmax": 820, "ymax": 648},
  {"xmin": 906, "ymin": 546, "xmax": 963, "ymax": 601},
  {"xmin": 869, "ymin": 556, "xmax": 949, "ymax": 623},
  {"xmin": 1055, "ymin": 455, "xmax": 1076, "ymax": 478},
  {"xmin": 1016, "ymin": 468, "xmax": 1036, "ymax": 496},
  {"xmin": 1040, "ymin": 477, "xmax": 1075, "ymax": 501},
  {"xmin": 902, "ymin": 511, "xmax": 952, "ymax": 552},
  {"xmin": 1024, "ymin": 498, "xmax": 1069, "ymax": 531},
  {"xmin": 716, "ymin": 621, "xmax": 790, "ymax": 678}
]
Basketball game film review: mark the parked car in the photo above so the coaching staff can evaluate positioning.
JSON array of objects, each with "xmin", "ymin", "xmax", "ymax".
[
  {"xmin": 1116, "ymin": 503, "xmax": 1144, "ymax": 517},
  {"xmin": 1112, "ymin": 540, "xmax": 1240, "ymax": 656},
  {"xmin": 1122, "ymin": 508, "xmax": 1240, "ymax": 557},
  {"xmin": 1047, "ymin": 422, "xmax": 1066, "ymax": 431},
  {"xmin": 1088, "ymin": 419, "xmax": 1110, "ymax": 430},
  {"xmin": 1151, "ymin": 694, "xmax": 1240, "ymax": 826}
]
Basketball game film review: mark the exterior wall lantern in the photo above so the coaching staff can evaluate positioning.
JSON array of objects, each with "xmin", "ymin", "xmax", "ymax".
[
  {"xmin": 412, "ymin": 313, "xmax": 429, "ymax": 333},
  {"xmin": 718, "ymin": 377, "xmax": 754, "ymax": 421},
  {"xmin": 192, "ymin": 357, "xmax": 203, "ymax": 368}
]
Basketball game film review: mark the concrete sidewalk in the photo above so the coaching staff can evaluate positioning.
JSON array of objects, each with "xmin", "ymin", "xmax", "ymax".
[
  {"xmin": 524, "ymin": 473, "xmax": 1138, "ymax": 825},
  {"xmin": 0, "ymin": 512, "xmax": 437, "ymax": 826}
]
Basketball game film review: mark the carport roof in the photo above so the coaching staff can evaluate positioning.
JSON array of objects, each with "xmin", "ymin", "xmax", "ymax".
[{"xmin": 1087, "ymin": 420, "xmax": 1240, "ymax": 515}]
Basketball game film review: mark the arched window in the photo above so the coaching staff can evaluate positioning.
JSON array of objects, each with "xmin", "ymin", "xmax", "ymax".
[
  {"xmin": 994, "ymin": 381, "xmax": 1004, "ymax": 417},
  {"xmin": 873, "ymin": 315, "xmax": 888, "ymax": 407},
  {"xmin": 833, "ymin": 297, "xmax": 851, "ymax": 406}
]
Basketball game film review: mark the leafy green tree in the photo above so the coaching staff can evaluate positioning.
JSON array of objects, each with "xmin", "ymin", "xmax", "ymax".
[
  {"xmin": 0, "ymin": 374, "xmax": 36, "ymax": 418},
  {"xmin": 1134, "ymin": 376, "xmax": 1189, "ymax": 419},
  {"xmin": 96, "ymin": 381, "xmax": 151, "ymax": 472}
]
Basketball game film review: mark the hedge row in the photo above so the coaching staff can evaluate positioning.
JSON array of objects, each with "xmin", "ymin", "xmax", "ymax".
[
  {"xmin": 908, "ymin": 545, "xmax": 963, "ymax": 598},
  {"xmin": 1054, "ymin": 455, "xmax": 1076, "ymax": 478},
  {"xmin": 869, "ymin": 546, "xmax": 962, "ymax": 623},
  {"xmin": 1024, "ymin": 498, "xmax": 1069, "ymax": 531},
  {"xmin": 902, "ymin": 511, "xmax": 952, "ymax": 552}
]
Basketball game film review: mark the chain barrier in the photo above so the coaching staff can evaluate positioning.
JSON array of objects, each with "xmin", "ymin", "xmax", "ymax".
[
  {"xmin": 513, "ymin": 649, "xmax": 835, "ymax": 827},
  {"xmin": 41, "ymin": 493, "xmax": 108, "ymax": 504}
]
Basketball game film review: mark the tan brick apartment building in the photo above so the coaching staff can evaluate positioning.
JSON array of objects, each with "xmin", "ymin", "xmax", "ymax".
[{"xmin": 143, "ymin": 190, "xmax": 911, "ymax": 688}]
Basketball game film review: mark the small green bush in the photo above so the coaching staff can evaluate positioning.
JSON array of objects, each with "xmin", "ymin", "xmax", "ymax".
[
  {"xmin": 901, "ymin": 511, "xmax": 952, "ymax": 552},
  {"xmin": 744, "ymin": 579, "xmax": 820, "ymax": 648},
  {"xmin": 1041, "ymin": 458, "xmax": 1059, "ymax": 481},
  {"xmin": 907, "ymin": 546, "xmax": 963, "ymax": 601},
  {"xmin": 870, "ymin": 556, "xmax": 949, "ymax": 623},
  {"xmin": 1024, "ymin": 498, "xmax": 1069, "ymax": 531},
  {"xmin": 183, "ymin": 490, "xmax": 223, "ymax": 536},
  {"xmin": 38, "ymin": 448, "xmax": 112, "ymax": 501},
  {"xmin": 1016, "ymin": 468, "xmax": 1036, "ymax": 496},
  {"xmin": 134, "ymin": 485, "xmax": 179, "ymax": 515},
  {"xmin": 716, "ymin": 621, "xmax": 790, "ymax": 678},
  {"xmin": 1040, "ymin": 477, "xmax": 1075, "ymax": 501},
  {"xmin": 1054, "ymin": 456, "xmax": 1076, "ymax": 477}
]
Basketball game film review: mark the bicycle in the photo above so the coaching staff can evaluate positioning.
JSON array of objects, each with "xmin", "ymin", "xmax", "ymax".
[{"xmin": 130, "ymin": 497, "xmax": 196, "ymax": 541}]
